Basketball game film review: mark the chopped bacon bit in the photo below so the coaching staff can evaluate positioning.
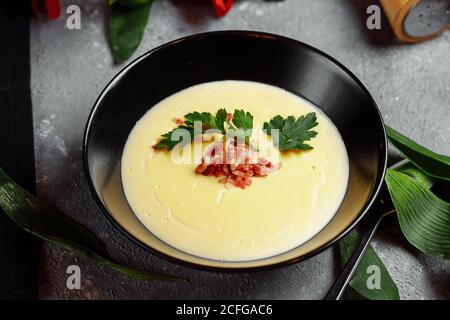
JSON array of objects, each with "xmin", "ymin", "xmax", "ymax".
[
  {"xmin": 195, "ymin": 140, "xmax": 279, "ymax": 189},
  {"xmin": 173, "ymin": 118, "xmax": 184, "ymax": 125},
  {"xmin": 196, "ymin": 163, "xmax": 208, "ymax": 174},
  {"xmin": 226, "ymin": 113, "xmax": 233, "ymax": 122}
]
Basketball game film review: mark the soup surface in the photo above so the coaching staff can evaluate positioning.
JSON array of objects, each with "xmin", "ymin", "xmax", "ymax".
[{"xmin": 122, "ymin": 81, "xmax": 349, "ymax": 261}]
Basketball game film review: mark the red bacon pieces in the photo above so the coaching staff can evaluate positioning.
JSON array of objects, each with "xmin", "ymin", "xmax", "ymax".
[
  {"xmin": 195, "ymin": 141, "xmax": 277, "ymax": 189},
  {"xmin": 173, "ymin": 118, "xmax": 184, "ymax": 125}
]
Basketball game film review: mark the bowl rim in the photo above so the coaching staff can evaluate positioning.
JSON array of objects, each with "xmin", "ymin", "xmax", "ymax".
[{"xmin": 82, "ymin": 30, "xmax": 388, "ymax": 272}]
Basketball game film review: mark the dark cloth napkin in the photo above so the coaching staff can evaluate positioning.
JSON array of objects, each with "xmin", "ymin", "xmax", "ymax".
[{"xmin": 0, "ymin": 2, "xmax": 38, "ymax": 299}]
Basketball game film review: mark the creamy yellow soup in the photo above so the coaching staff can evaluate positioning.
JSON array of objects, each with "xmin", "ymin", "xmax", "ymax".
[{"xmin": 122, "ymin": 81, "xmax": 349, "ymax": 261}]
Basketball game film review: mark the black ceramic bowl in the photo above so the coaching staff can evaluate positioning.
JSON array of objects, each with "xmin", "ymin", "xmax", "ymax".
[{"xmin": 83, "ymin": 31, "xmax": 387, "ymax": 271}]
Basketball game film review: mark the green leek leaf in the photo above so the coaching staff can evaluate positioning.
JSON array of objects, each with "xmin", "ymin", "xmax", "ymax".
[
  {"xmin": 109, "ymin": 1, "xmax": 153, "ymax": 63},
  {"xmin": 0, "ymin": 168, "xmax": 184, "ymax": 281},
  {"xmin": 386, "ymin": 126, "xmax": 450, "ymax": 181},
  {"xmin": 386, "ymin": 169, "xmax": 450, "ymax": 259},
  {"xmin": 339, "ymin": 230, "xmax": 400, "ymax": 300},
  {"xmin": 396, "ymin": 161, "xmax": 436, "ymax": 188}
]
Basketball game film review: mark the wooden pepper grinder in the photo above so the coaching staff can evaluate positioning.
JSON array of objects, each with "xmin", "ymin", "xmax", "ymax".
[{"xmin": 380, "ymin": 0, "xmax": 450, "ymax": 42}]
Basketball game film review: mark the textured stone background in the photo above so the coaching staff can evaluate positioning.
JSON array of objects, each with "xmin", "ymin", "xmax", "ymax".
[{"xmin": 31, "ymin": 0, "xmax": 450, "ymax": 299}]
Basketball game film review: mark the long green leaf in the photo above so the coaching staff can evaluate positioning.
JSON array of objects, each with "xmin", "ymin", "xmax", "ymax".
[
  {"xmin": 0, "ymin": 168, "xmax": 184, "ymax": 281},
  {"xmin": 340, "ymin": 230, "xmax": 400, "ymax": 300},
  {"xmin": 396, "ymin": 161, "xmax": 436, "ymax": 189},
  {"xmin": 386, "ymin": 126, "xmax": 450, "ymax": 181},
  {"xmin": 109, "ymin": 1, "xmax": 153, "ymax": 63},
  {"xmin": 386, "ymin": 169, "xmax": 450, "ymax": 259}
]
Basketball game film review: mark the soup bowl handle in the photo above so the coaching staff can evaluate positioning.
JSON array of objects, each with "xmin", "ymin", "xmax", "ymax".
[
  {"xmin": 323, "ymin": 158, "xmax": 411, "ymax": 300},
  {"xmin": 324, "ymin": 195, "xmax": 395, "ymax": 300}
]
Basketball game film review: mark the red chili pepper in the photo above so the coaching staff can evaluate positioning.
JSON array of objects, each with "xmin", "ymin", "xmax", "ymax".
[
  {"xmin": 211, "ymin": 0, "xmax": 234, "ymax": 17},
  {"xmin": 44, "ymin": 0, "xmax": 61, "ymax": 19}
]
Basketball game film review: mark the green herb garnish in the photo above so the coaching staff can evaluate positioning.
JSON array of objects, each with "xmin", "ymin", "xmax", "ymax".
[
  {"xmin": 184, "ymin": 109, "xmax": 228, "ymax": 135},
  {"xmin": 263, "ymin": 112, "xmax": 318, "ymax": 151},
  {"xmin": 154, "ymin": 109, "xmax": 254, "ymax": 151},
  {"xmin": 227, "ymin": 109, "xmax": 254, "ymax": 144}
]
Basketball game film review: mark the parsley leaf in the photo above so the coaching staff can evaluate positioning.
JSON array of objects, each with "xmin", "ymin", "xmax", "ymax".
[
  {"xmin": 228, "ymin": 109, "xmax": 254, "ymax": 144},
  {"xmin": 184, "ymin": 112, "xmax": 215, "ymax": 129},
  {"xmin": 153, "ymin": 127, "xmax": 193, "ymax": 151},
  {"xmin": 154, "ymin": 108, "xmax": 248, "ymax": 151},
  {"xmin": 215, "ymin": 109, "xmax": 228, "ymax": 134},
  {"xmin": 263, "ymin": 112, "xmax": 318, "ymax": 151},
  {"xmin": 184, "ymin": 108, "xmax": 228, "ymax": 134},
  {"xmin": 153, "ymin": 125, "xmax": 195, "ymax": 151},
  {"xmin": 232, "ymin": 109, "xmax": 253, "ymax": 132}
]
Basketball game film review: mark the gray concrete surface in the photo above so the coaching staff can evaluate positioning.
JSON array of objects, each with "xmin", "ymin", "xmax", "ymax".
[{"xmin": 31, "ymin": 0, "xmax": 450, "ymax": 299}]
